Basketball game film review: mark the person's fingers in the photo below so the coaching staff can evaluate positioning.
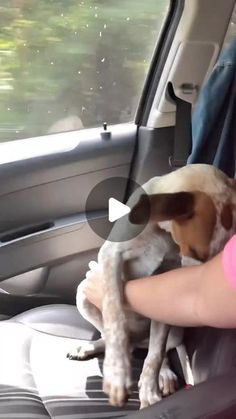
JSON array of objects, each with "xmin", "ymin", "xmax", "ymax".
[
  {"xmin": 84, "ymin": 277, "xmax": 93, "ymax": 292},
  {"xmin": 83, "ymin": 275, "xmax": 103, "ymax": 309},
  {"xmin": 85, "ymin": 270, "xmax": 93, "ymax": 278},
  {"xmin": 85, "ymin": 273, "xmax": 100, "ymax": 290},
  {"xmin": 85, "ymin": 261, "xmax": 99, "ymax": 279},
  {"xmin": 88, "ymin": 261, "xmax": 99, "ymax": 271}
]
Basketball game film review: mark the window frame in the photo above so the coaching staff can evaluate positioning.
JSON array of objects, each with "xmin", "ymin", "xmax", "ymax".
[{"xmin": 136, "ymin": 0, "xmax": 185, "ymax": 126}]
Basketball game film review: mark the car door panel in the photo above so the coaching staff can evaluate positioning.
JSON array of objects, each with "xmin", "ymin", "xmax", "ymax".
[
  {"xmin": 0, "ymin": 212, "xmax": 105, "ymax": 281},
  {"xmin": 0, "ymin": 166, "xmax": 129, "ymax": 233},
  {"xmin": 0, "ymin": 124, "xmax": 136, "ymax": 232},
  {"xmin": 0, "ymin": 124, "xmax": 136, "ymax": 300},
  {"xmin": 0, "ymin": 267, "xmax": 48, "ymax": 295},
  {"xmin": 131, "ymin": 126, "xmax": 174, "ymax": 185},
  {"xmin": 0, "ymin": 123, "xmax": 175, "ymax": 303}
]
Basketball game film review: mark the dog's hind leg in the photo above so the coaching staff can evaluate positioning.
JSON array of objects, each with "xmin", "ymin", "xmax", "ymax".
[
  {"xmin": 176, "ymin": 343, "xmax": 194, "ymax": 386},
  {"xmin": 67, "ymin": 338, "xmax": 105, "ymax": 360},
  {"xmin": 67, "ymin": 274, "xmax": 105, "ymax": 361},
  {"xmin": 159, "ymin": 356, "xmax": 178, "ymax": 396},
  {"xmin": 138, "ymin": 321, "xmax": 170, "ymax": 409}
]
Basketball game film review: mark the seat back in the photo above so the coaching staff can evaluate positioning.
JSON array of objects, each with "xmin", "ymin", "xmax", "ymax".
[{"xmin": 185, "ymin": 327, "xmax": 236, "ymax": 383}]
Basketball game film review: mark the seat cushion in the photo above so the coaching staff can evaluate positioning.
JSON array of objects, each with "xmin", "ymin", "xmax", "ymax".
[
  {"xmin": 185, "ymin": 327, "xmax": 236, "ymax": 384},
  {"xmin": 13, "ymin": 304, "xmax": 96, "ymax": 340},
  {"xmin": 0, "ymin": 304, "xmax": 142, "ymax": 418}
]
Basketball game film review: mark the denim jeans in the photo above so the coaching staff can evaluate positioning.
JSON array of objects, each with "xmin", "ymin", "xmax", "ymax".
[{"xmin": 188, "ymin": 38, "xmax": 236, "ymax": 177}]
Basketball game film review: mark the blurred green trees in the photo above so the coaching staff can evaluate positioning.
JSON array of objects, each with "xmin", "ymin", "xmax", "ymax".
[{"xmin": 0, "ymin": 0, "xmax": 168, "ymax": 141}]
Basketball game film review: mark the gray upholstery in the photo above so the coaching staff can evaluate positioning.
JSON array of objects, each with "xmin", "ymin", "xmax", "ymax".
[
  {"xmin": 0, "ymin": 304, "xmax": 142, "ymax": 418},
  {"xmin": 185, "ymin": 327, "xmax": 236, "ymax": 384},
  {"xmin": 13, "ymin": 304, "xmax": 95, "ymax": 340},
  {"xmin": 124, "ymin": 373, "xmax": 236, "ymax": 419},
  {"xmin": 0, "ymin": 304, "xmax": 236, "ymax": 418}
]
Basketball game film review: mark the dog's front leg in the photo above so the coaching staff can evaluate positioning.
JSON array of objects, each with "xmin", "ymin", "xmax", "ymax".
[
  {"xmin": 100, "ymin": 248, "xmax": 132, "ymax": 407},
  {"xmin": 138, "ymin": 321, "xmax": 170, "ymax": 409}
]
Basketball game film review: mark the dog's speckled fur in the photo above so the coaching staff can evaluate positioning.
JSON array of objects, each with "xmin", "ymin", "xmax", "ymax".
[{"xmin": 68, "ymin": 164, "xmax": 236, "ymax": 408}]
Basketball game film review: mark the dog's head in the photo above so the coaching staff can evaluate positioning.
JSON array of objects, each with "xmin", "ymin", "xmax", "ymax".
[{"xmin": 129, "ymin": 165, "xmax": 236, "ymax": 262}]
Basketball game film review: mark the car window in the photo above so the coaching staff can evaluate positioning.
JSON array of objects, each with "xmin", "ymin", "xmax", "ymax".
[{"xmin": 1, "ymin": 0, "xmax": 170, "ymax": 142}]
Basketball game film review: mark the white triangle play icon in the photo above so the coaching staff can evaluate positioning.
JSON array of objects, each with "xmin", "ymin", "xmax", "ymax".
[{"xmin": 108, "ymin": 198, "xmax": 131, "ymax": 223}]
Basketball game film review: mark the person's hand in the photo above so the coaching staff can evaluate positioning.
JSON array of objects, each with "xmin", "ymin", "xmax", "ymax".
[{"xmin": 84, "ymin": 261, "xmax": 104, "ymax": 310}]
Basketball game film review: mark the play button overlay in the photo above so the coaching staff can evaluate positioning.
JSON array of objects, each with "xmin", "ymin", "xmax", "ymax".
[
  {"xmin": 108, "ymin": 198, "xmax": 130, "ymax": 222},
  {"xmin": 85, "ymin": 176, "xmax": 150, "ymax": 242}
]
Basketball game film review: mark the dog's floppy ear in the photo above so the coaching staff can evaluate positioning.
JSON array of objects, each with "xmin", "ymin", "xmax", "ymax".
[{"xmin": 129, "ymin": 192, "xmax": 195, "ymax": 224}]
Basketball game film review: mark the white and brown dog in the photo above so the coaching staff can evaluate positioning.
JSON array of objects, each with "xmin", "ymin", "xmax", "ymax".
[{"xmin": 68, "ymin": 164, "xmax": 236, "ymax": 408}]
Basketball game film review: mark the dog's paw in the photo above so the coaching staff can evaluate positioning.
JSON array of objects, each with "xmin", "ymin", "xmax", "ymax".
[
  {"xmin": 138, "ymin": 374, "xmax": 162, "ymax": 409},
  {"xmin": 67, "ymin": 342, "xmax": 97, "ymax": 361},
  {"xmin": 159, "ymin": 365, "xmax": 178, "ymax": 396},
  {"xmin": 103, "ymin": 360, "xmax": 132, "ymax": 406}
]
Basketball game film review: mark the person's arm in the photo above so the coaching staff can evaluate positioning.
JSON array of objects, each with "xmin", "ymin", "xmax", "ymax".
[
  {"xmin": 84, "ymin": 237, "xmax": 236, "ymax": 328},
  {"xmin": 124, "ymin": 251, "xmax": 236, "ymax": 328}
]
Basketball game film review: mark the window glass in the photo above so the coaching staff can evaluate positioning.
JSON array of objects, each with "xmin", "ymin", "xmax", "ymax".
[{"xmin": 1, "ymin": 0, "xmax": 169, "ymax": 141}]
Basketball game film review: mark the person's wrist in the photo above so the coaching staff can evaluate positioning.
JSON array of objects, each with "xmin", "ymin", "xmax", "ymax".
[{"xmin": 123, "ymin": 280, "xmax": 135, "ymax": 311}]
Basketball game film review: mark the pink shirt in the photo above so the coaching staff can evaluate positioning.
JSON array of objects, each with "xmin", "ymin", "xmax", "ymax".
[{"xmin": 223, "ymin": 234, "xmax": 236, "ymax": 289}]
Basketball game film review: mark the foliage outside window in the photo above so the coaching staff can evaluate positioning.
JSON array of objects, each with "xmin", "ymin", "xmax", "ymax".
[{"xmin": 0, "ymin": 0, "xmax": 169, "ymax": 141}]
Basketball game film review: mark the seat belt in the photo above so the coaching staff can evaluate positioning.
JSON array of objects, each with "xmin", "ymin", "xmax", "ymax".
[{"xmin": 167, "ymin": 82, "xmax": 193, "ymax": 169}]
